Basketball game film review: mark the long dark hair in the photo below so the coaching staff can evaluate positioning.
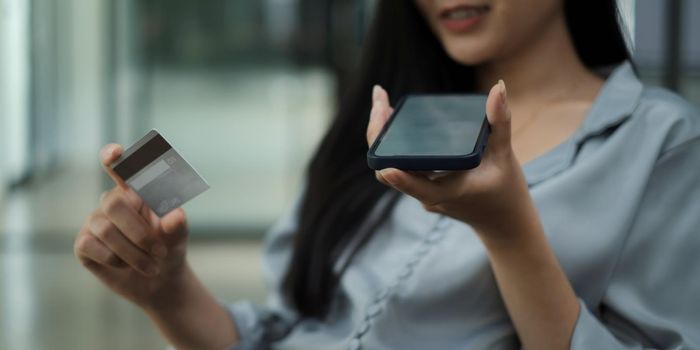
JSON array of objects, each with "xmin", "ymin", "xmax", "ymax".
[{"xmin": 282, "ymin": 0, "xmax": 631, "ymax": 319}]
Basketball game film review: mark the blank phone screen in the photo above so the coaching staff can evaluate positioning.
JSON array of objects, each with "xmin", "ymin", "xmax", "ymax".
[{"xmin": 374, "ymin": 95, "xmax": 487, "ymax": 157}]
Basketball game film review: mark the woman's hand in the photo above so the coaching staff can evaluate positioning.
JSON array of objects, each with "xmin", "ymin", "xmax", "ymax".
[
  {"xmin": 368, "ymin": 84, "xmax": 580, "ymax": 349},
  {"xmin": 74, "ymin": 144, "xmax": 238, "ymax": 350},
  {"xmin": 75, "ymin": 145, "xmax": 239, "ymax": 349},
  {"xmin": 74, "ymin": 144, "xmax": 191, "ymax": 310},
  {"xmin": 367, "ymin": 82, "xmax": 536, "ymax": 240}
]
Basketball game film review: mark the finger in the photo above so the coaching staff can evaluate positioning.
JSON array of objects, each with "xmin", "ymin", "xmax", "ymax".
[
  {"xmin": 123, "ymin": 187, "xmax": 148, "ymax": 213},
  {"xmin": 79, "ymin": 259, "xmax": 111, "ymax": 281},
  {"xmin": 100, "ymin": 144, "xmax": 128, "ymax": 189},
  {"xmin": 160, "ymin": 208, "xmax": 188, "ymax": 238},
  {"xmin": 378, "ymin": 168, "xmax": 452, "ymax": 206},
  {"xmin": 485, "ymin": 80, "xmax": 512, "ymax": 156},
  {"xmin": 409, "ymin": 170, "xmax": 453, "ymax": 181},
  {"xmin": 100, "ymin": 143, "xmax": 123, "ymax": 166},
  {"xmin": 375, "ymin": 170, "xmax": 391, "ymax": 186},
  {"xmin": 101, "ymin": 190, "xmax": 167, "ymax": 258},
  {"xmin": 367, "ymin": 85, "xmax": 394, "ymax": 146},
  {"xmin": 377, "ymin": 169, "xmax": 451, "ymax": 186},
  {"xmin": 88, "ymin": 212, "xmax": 160, "ymax": 276},
  {"xmin": 101, "ymin": 187, "xmax": 144, "ymax": 213},
  {"xmin": 74, "ymin": 229, "xmax": 126, "ymax": 268}
]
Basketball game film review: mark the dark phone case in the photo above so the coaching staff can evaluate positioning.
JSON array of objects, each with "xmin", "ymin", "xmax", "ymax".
[{"xmin": 367, "ymin": 95, "xmax": 491, "ymax": 171}]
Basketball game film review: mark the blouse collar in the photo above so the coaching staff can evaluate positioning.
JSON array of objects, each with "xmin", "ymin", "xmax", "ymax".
[{"xmin": 523, "ymin": 61, "xmax": 643, "ymax": 186}]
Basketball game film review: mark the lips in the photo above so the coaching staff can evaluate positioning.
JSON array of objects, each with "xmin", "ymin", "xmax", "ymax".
[{"xmin": 439, "ymin": 4, "xmax": 490, "ymax": 33}]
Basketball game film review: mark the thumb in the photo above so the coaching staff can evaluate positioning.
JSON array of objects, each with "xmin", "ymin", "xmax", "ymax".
[
  {"xmin": 100, "ymin": 143, "xmax": 128, "ymax": 189},
  {"xmin": 367, "ymin": 85, "xmax": 394, "ymax": 146},
  {"xmin": 160, "ymin": 208, "xmax": 189, "ymax": 237},
  {"xmin": 485, "ymin": 80, "xmax": 512, "ymax": 156}
]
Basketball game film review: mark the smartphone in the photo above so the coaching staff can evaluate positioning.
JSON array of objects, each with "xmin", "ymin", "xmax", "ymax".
[{"xmin": 367, "ymin": 94, "xmax": 490, "ymax": 170}]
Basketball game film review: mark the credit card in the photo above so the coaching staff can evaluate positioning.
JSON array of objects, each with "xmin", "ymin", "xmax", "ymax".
[{"xmin": 112, "ymin": 129, "xmax": 209, "ymax": 217}]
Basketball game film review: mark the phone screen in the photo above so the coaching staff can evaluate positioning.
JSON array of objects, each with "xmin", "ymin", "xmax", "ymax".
[{"xmin": 374, "ymin": 95, "xmax": 487, "ymax": 157}]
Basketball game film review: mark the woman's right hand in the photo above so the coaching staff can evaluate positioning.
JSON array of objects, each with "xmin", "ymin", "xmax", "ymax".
[{"xmin": 74, "ymin": 143, "xmax": 191, "ymax": 310}]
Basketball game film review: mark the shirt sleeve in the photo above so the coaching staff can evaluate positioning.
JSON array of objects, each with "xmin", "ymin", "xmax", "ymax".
[
  {"xmin": 570, "ymin": 138, "xmax": 700, "ymax": 349},
  {"xmin": 221, "ymin": 188, "xmax": 305, "ymax": 350}
]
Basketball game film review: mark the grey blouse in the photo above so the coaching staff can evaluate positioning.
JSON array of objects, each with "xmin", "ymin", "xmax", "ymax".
[{"xmin": 222, "ymin": 62, "xmax": 700, "ymax": 350}]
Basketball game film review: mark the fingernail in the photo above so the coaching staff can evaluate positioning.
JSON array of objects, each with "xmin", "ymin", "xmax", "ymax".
[
  {"xmin": 498, "ymin": 80, "xmax": 508, "ymax": 112},
  {"xmin": 372, "ymin": 85, "xmax": 381, "ymax": 102},
  {"xmin": 151, "ymin": 243, "xmax": 167, "ymax": 258}
]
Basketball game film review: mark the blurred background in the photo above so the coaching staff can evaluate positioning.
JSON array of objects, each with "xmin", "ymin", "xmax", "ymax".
[{"xmin": 0, "ymin": 0, "xmax": 698, "ymax": 349}]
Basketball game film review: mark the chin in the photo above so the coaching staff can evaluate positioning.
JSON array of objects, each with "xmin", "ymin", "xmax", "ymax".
[{"xmin": 443, "ymin": 43, "xmax": 494, "ymax": 66}]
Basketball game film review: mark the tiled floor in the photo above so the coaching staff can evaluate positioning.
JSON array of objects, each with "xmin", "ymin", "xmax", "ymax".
[{"xmin": 0, "ymin": 240, "xmax": 266, "ymax": 350}]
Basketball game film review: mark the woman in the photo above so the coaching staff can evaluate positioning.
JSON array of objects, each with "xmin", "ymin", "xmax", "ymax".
[{"xmin": 74, "ymin": 0, "xmax": 700, "ymax": 349}]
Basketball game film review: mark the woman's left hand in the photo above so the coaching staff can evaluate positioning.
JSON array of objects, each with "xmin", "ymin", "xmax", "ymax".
[{"xmin": 367, "ymin": 82, "xmax": 539, "ymax": 240}]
